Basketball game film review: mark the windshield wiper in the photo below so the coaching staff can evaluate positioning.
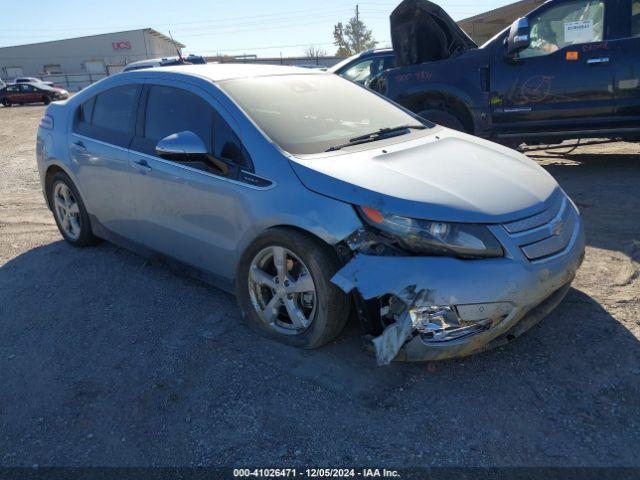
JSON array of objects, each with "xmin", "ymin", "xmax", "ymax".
[{"xmin": 324, "ymin": 124, "xmax": 426, "ymax": 152}]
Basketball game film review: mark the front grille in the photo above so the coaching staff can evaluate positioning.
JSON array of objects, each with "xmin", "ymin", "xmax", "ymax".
[{"xmin": 502, "ymin": 196, "xmax": 577, "ymax": 261}]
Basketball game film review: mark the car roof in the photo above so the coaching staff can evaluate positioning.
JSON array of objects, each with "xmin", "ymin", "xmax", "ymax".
[{"xmin": 131, "ymin": 63, "xmax": 325, "ymax": 82}]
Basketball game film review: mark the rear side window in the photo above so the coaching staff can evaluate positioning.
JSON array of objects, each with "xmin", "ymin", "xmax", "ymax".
[
  {"xmin": 144, "ymin": 85, "xmax": 213, "ymax": 147},
  {"xmin": 92, "ymin": 86, "xmax": 138, "ymax": 134},
  {"xmin": 73, "ymin": 85, "xmax": 139, "ymax": 147}
]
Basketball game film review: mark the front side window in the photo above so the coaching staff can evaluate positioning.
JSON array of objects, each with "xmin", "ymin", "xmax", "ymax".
[
  {"xmin": 91, "ymin": 86, "xmax": 138, "ymax": 134},
  {"xmin": 520, "ymin": 0, "xmax": 605, "ymax": 58},
  {"xmin": 220, "ymin": 74, "xmax": 427, "ymax": 155},
  {"xmin": 632, "ymin": 0, "xmax": 640, "ymax": 37},
  {"xmin": 144, "ymin": 86, "xmax": 213, "ymax": 148}
]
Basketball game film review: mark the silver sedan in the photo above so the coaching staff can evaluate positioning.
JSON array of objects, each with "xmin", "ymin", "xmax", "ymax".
[{"xmin": 36, "ymin": 64, "xmax": 584, "ymax": 364}]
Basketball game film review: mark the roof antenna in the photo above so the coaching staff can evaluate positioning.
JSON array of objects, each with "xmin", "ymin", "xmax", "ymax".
[{"xmin": 168, "ymin": 30, "xmax": 184, "ymax": 63}]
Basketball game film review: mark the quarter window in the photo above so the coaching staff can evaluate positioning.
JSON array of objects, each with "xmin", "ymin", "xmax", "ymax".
[{"xmin": 520, "ymin": 0, "xmax": 605, "ymax": 58}]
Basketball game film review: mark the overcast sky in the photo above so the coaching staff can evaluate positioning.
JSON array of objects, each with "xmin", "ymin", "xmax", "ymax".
[{"xmin": 0, "ymin": 0, "xmax": 515, "ymax": 57}]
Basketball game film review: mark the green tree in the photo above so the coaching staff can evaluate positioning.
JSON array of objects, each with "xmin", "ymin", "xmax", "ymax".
[{"xmin": 333, "ymin": 7, "xmax": 377, "ymax": 56}]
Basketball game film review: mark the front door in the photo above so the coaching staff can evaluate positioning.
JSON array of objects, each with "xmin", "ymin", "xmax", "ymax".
[
  {"xmin": 127, "ymin": 82, "xmax": 253, "ymax": 282},
  {"xmin": 70, "ymin": 84, "xmax": 141, "ymax": 237},
  {"xmin": 491, "ymin": 0, "xmax": 615, "ymax": 135}
]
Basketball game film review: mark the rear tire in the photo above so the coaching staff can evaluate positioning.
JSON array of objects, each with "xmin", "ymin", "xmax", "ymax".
[
  {"xmin": 236, "ymin": 228, "xmax": 351, "ymax": 349},
  {"xmin": 1, "ymin": 98, "xmax": 11, "ymax": 107},
  {"xmin": 47, "ymin": 171, "xmax": 100, "ymax": 247},
  {"xmin": 418, "ymin": 109, "xmax": 466, "ymax": 132}
]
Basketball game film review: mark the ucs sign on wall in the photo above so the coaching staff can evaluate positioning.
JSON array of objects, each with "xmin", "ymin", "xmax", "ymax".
[{"xmin": 112, "ymin": 41, "xmax": 132, "ymax": 51}]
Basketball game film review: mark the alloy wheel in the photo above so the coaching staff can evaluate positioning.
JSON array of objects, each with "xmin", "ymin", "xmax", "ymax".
[
  {"xmin": 248, "ymin": 246, "xmax": 317, "ymax": 335},
  {"xmin": 53, "ymin": 182, "xmax": 82, "ymax": 241}
]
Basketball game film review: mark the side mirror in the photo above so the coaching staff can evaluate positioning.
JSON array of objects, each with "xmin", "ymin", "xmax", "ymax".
[
  {"xmin": 506, "ymin": 17, "xmax": 530, "ymax": 56},
  {"xmin": 156, "ymin": 131, "xmax": 207, "ymax": 160}
]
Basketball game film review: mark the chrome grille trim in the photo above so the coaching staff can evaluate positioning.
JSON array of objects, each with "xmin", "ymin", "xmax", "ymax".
[
  {"xmin": 501, "ymin": 196, "xmax": 578, "ymax": 261},
  {"xmin": 503, "ymin": 197, "xmax": 563, "ymax": 234}
]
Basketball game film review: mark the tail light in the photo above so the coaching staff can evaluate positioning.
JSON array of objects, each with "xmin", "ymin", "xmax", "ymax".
[{"xmin": 39, "ymin": 114, "xmax": 54, "ymax": 130}]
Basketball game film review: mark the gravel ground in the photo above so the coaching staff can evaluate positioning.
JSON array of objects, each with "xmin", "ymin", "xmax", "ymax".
[{"xmin": 1, "ymin": 104, "xmax": 639, "ymax": 467}]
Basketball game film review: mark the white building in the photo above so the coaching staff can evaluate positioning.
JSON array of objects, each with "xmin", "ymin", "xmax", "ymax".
[{"xmin": 0, "ymin": 29, "xmax": 184, "ymax": 90}]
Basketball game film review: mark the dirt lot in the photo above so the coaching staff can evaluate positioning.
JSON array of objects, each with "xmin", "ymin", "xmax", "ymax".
[{"xmin": 1, "ymin": 105, "xmax": 639, "ymax": 468}]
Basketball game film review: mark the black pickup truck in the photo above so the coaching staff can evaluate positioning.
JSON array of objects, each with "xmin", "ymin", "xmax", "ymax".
[{"xmin": 368, "ymin": 0, "xmax": 640, "ymax": 145}]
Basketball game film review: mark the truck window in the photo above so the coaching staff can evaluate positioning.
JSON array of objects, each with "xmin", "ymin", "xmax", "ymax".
[
  {"xmin": 633, "ymin": 0, "xmax": 640, "ymax": 37},
  {"xmin": 520, "ymin": 0, "xmax": 605, "ymax": 58}
]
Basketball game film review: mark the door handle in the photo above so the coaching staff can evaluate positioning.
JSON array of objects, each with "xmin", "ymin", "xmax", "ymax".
[
  {"xmin": 72, "ymin": 140, "xmax": 86, "ymax": 150},
  {"xmin": 587, "ymin": 57, "xmax": 610, "ymax": 65},
  {"xmin": 131, "ymin": 159, "xmax": 152, "ymax": 173}
]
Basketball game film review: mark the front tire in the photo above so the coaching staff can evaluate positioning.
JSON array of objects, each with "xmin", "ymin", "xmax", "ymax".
[
  {"xmin": 47, "ymin": 171, "xmax": 99, "ymax": 247},
  {"xmin": 236, "ymin": 228, "xmax": 350, "ymax": 349},
  {"xmin": 43, "ymin": 96, "xmax": 52, "ymax": 105}
]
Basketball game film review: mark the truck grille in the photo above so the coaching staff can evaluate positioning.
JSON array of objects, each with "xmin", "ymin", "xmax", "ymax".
[{"xmin": 502, "ymin": 196, "xmax": 577, "ymax": 261}]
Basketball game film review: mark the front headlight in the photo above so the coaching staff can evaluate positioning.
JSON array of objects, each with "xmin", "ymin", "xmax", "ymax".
[{"xmin": 358, "ymin": 206, "xmax": 503, "ymax": 258}]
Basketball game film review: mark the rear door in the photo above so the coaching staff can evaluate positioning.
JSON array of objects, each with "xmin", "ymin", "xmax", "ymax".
[
  {"xmin": 127, "ymin": 81, "xmax": 254, "ymax": 281},
  {"xmin": 609, "ymin": 0, "xmax": 640, "ymax": 129},
  {"xmin": 491, "ymin": 0, "xmax": 615, "ymax": 135},
  {"xmin": 70, "ymin": 84, "xmax": 141, "ymax": 237}
]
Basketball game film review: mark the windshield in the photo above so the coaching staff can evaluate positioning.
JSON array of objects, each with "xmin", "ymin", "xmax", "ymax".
[{"xmin": 219, "ymin": 74, "xmax": 427, "ymax": 155}]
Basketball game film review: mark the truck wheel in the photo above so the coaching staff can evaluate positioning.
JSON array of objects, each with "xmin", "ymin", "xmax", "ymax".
[
  {"xmin": 236, "ymin": 228, "xmax": 351, "ymax": 349},
  {"xmin": 418, "ymin": 109, "xmax": 466, "ymax": 132}
]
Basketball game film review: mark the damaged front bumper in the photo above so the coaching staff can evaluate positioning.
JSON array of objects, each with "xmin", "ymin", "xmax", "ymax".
[{"xmin": 332, "ymin": 202, "xmax": 586, "ymax": 364}]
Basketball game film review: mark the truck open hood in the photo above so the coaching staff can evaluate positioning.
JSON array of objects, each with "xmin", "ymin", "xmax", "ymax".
[
  {"xmin": 288, "ymin": 128, "xmax": 559, "ymax": 224},
  {"xmin": 390, "ymin": 0, "xmax": 477, "ymax": 66}
]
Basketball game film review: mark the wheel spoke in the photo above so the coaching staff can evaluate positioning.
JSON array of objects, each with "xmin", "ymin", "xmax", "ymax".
[
  {"xmin": 286, "ymin": 271, "xmax": 315, "ymax": 294},
  {"xmin": 68, "ymin": 203, "xmax": 80, "ymax": 215},
  {"xmin": 69, "ymin": 217, "xmax": 81, "ymax": 236},
  {"xmin": 272, "ymin": 246, "xmax": 287, "ymax": 283},
  {"xmin": 249, "ymin": 266, "xmax": 276, "ymax": 289},
  {"xmin": 61, "ymin": 214, "xmax": 71, "ymax": 231},
  {"xmin": 259, "ymin": 293, "xmax": 282, "ymax": 325},
  {"xmin": 53, "ymin": 194, "xmax": 64, "ymax": 211},
  {"xmin": 283, "ymin": 297, "xmax": 309, "ymax": 329},
  {"xmin": 60, "ymin": 186, "xmax": 71, "ymax": 207}
]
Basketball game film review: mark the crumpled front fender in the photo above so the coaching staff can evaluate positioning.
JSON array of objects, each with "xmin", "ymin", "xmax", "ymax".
[{"xmin": 331, "ymin": 222, "xmax": 585, "ymax": 365}]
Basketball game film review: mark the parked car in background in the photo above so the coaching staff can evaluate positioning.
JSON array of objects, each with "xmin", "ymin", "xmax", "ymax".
[
  {"xmin": 329, "ymin": 48, "xmax": 395, "ymax": 85},
  {"xmin": 14, "ymin": 77, "xmax": 55, "ymax": 87},
  {"xmin": 122, "ymin": 54, "xmax": 206, "ymax": 72},
  {"xmin": 368, "ymin": 0, "xmax": 640, "ymax": 146},
  {"xmin": 1, "ymin": 83, "xmax": 69, "ymax": 106},
  {"xmin": 36, "ymin": 64, "xmax": 584, "ymax": 364}
]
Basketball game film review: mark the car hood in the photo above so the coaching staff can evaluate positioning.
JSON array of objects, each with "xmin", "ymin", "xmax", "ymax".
[
  {"xmin": 288, "ymin": 128, "xmax": 560, "ymax": 224},
  {"xmin": 390, "ymin": 0, "xmax": 477, "ymax": 66}
]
